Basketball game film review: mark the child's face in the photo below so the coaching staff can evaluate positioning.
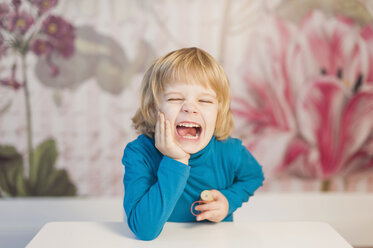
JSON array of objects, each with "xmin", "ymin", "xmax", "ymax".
[{"xmin": 159, "ymin": 81, "xmax": 218, "ymax": 154}]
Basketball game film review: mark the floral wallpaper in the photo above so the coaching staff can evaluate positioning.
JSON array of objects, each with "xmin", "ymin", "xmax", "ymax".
[
  {"xmin": 0, "ymin": 0, "xmax": 77, "ymax": 196},
  {"xmin": 236, "ymin": 9, "xmax": 373, "ymax": 191},
  {"xmin": 1, "ymin": 0, "xmax": 373, "ymax": 196}
]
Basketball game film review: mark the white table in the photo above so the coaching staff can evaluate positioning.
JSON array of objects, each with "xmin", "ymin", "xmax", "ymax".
[{"xmin": 26, "ymin": 221, "xmax": 352, "ymax": 248}]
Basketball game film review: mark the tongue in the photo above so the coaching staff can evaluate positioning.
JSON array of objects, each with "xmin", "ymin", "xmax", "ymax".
[{"xmin": 177, "ymin": 126, "xmax": 197, "ymax": 136}]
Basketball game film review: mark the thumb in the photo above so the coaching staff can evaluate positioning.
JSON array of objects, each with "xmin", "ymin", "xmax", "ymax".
[{"xmin": 209, "ymin": 189, "xmax": 222, "ymax": 201}]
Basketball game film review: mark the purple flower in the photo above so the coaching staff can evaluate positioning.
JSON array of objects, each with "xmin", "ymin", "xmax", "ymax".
[
  {"xmin": 12, "ymin": 0, "xmax": 22, "ymax": 12},
  {"xmin": 31, "ymin": 38, "xmax": 75, "ymax": 76},
  {"xmin": 8, "ymin": 11, "xmax": 34, "ymax": 35},
  {"xmin": 0, "ymin": 3, "xmax": 9, "ymax": 27},
  {"xmin": 31, "ymin": 39, "xmax": 65, "ymax": 76},
  {"xmin": 32, "ymin": 0, "xmax": 58, "ymax": 15},
  {"xmin": 0, "ymin": 3, "xmax": 9, "ymax": 18},
  {"xmin": 42, "ymin": 15, "xmax": 74, "ymax": 39},
  {"xmin": 31, "ymin": 39, "xmax": 53, "ymax": 56},
  {"xmin": 41, "ymin": 15, "xmax": 75, "ymax": 59},
  {"xmin": 55, "ymin": 37, "xmax": 74, "ymax": 58}
]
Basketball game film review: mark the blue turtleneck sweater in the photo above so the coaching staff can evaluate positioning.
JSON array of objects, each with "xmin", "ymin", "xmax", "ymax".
[{"xmin": 122, "ymin": 134, "xmax": 264, "ymax": 240}]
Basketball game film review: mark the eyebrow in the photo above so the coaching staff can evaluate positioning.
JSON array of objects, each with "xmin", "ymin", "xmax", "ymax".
[
  {"xmin": 164, "ymin": 92, "xmax": 216, "ymax": 98},
  {"xmin": 198, "ymin": 93, "xmax": 217, "ymax": 98},
  {"xmin": 164, "ymin": 91, "xmax": 182, "ymax": 96}
]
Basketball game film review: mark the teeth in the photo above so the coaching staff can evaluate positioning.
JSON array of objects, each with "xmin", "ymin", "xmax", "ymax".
[
  {"xmin": 177, "ymin": 123, "xmax": 200, "ymax": 128},
  {"xmin": 182, "ymin": 134, "xmax": 200, "ymax": 140}
]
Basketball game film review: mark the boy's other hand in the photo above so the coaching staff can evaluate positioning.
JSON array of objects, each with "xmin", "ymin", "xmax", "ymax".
[
  {"xmin": 195, "ymin": 190, "xmax": 229, "ymax": 222},
  {"xmin": 155, "ymin": 112, "xmax": 190, "ymax": 165}
]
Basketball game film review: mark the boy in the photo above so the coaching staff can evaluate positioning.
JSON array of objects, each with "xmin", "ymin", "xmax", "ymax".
[{"xmin": 122, "ymin": 47, "xmax": 264, "ymax": 240}]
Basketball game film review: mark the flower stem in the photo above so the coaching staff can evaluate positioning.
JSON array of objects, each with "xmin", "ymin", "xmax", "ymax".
[
  {"xmin": 321, "ymin": 179, "xmax": 331, "ymax": 192},
  {"xmin": 21, "ymin": 54, "xmax": 34, "ymax": 170}
]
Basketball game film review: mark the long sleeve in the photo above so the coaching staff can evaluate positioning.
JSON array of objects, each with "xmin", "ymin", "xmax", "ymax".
[
  {"xmin": 122, "ymin": 141, "xmax": 190, "ymax": 240},
  {"xmin": 220, "ymin": 143, "xmax": 264, "ymax": 216}
]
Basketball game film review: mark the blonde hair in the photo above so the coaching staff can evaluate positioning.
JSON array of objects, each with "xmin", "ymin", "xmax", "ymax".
[{"xmin": 132, "ymin": 47, "xmax": 234, "ymax": 140}]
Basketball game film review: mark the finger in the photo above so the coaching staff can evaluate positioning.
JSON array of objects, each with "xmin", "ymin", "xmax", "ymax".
[
  {"xmin": 165, "ymin": 119, "xmax": 173, "ymax": 144},
  {"xmin": 159, "ymin": 112, "xmax": 165, "ymax": 145},
  {"xmin": 155, "ymin": 111, "xmax": 160, "ymax": 145},
  {"xmin": 200, "ymin": 210, "xmax": 224, "ymax": 223},
  {"xmin": 196, "ymin": 210, "xmax": 215, "ymax": 221},
  {"xmin": 165, "ymin": 120, "xmax": 171, "ymax": 141},
  {"xmin": 195, "ymin": 201, "xmax": 219, "ymax": 212},
  {"xmin": 210, "ymin": 189, "xmax": 222, "ymax": 201}
]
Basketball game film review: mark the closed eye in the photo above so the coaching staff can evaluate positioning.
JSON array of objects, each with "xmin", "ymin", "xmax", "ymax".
[
  {"xmin": 167, "ymin": 98, "xmax": 183, "ymax": 102},
  {"xmin": 199, "ymin": 99, "xmax": 213, "ymax": 103}
]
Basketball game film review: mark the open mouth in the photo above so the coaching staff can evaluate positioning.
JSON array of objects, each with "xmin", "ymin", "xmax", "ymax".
[{"xmin": 176, "ymin": 122, "xmax": 202, "ymax": 140}]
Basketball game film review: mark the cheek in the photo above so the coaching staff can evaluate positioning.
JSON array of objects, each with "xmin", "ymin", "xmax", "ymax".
[
  {"xmin": 205, "ymin": 108, "xmax": 218, "ymax": 131},
  {"xmin": 160, "ymin": 105, "xmax": 179, "ymax": 122},
  {"xmin": 209, "ymin": 114, "xmax": 218, "ymax": 130}
]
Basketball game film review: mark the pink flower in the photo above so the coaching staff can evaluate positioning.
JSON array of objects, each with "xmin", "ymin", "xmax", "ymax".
[
  {"xmin": 236, "ymin": 15, "xmax": 297, "ymax": 134},
  {"xmin": 361, "ymin": 25, "xmax": 373, "ymax": 85},
  {"xmin": 236, "ymin": 11, "xmax": 373, "ymax": 180},
  {"xmin": 32, "ymin": 0, "xmax": 58, "ymax": 15},
  {"xmin": 292, "ymin": 76, "xmax": 373, "ymax": 179},
  {"xmin": 7, "ymin": 10, "xmax": 34, "ymax": 35},
  {"xmin": 298, "ymin": 12, "xmax": 368, "ymax": 93}
]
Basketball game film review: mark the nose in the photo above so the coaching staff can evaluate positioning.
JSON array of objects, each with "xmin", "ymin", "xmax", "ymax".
[{"xmin": 181, "ymin": 102, "xmax": 198, "ymax": 114}]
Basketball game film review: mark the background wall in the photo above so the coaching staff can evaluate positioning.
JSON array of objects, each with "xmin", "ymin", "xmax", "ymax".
[{"xmin": 1, "ymin": 0, "xmax": 373, "ymax": 197}]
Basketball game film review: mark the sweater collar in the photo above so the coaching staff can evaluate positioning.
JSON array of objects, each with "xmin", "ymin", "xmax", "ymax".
[
  {"xmin": 189, "ymin": 136, "xmax": 215, "ymax": 164},
  {"xmin": 149, "ymin": 135, "xmax": 215, "ymax": 164}
]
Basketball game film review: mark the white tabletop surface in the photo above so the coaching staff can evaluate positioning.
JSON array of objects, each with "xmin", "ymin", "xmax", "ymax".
[{"xmin": 26, "ymin": 221, "xmax": 352, "ymax": 248}]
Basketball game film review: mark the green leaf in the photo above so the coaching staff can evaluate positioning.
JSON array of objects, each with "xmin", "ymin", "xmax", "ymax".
[
  {"xmin": 0, "ymin": 145, "xmax": 18, "ymax": 157},
  {"xmin": 29, "ymin": 139, "xmax": 76, "ymax": 196},
  {"xmin": 44, "ymin": 170, "xmax": 77, "ymax": 196},
  {"xmin": 1, "ymin": 139, "xmax": 77, "ymax": 197},
  {"xmin": 0, "ymin": 145, "xmax": 26, "ymax": 196},
  {"xmin": 29, "ymin": 139, "xmax": 57, "ymax": 192},
  {"xmin": 29, "ymin": 139, "xmax": 57, "ymax": 194}
]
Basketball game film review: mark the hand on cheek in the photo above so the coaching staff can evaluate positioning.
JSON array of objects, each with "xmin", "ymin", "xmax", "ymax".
[
  {"xmin": 155, "ymin": 112, "xmax": 190, "ymax": 165},
  {"xmin": 195, "ymin": 190, "xmax": 229, "ymax": 222}
]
